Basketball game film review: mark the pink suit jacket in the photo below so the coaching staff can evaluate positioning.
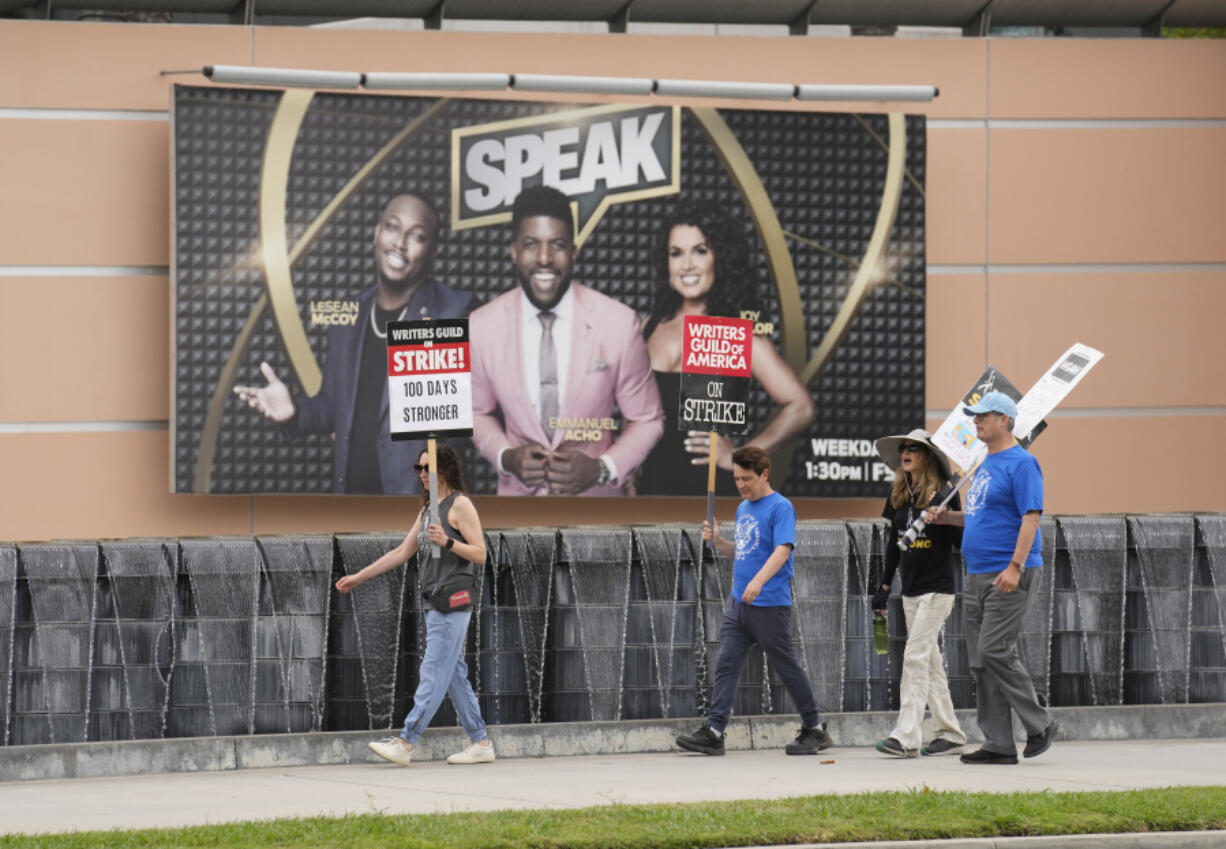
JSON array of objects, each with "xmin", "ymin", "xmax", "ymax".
[{"xmin": 470, "ymin": 283, "xmax": 664, "ymax": 495}]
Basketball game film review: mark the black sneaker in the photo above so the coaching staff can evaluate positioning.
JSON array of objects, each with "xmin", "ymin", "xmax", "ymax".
[
  {"xmin": 920, "ymin": 738, "xmax": 964, "ymax": 756},
  {"xmin": 874, "ymin": 736, "xmax": 918, "ymax": 758},
  {"xmin": 1024, "ymin": 721, "xmax": 1058, "ymax": 758},
  {"xmin": 959, "ymin": 747, "xmax": 1018, "ymax": 765},
  {"xmin": 785, "ymin": 723, "xmax": 832, "ymax": 755},
  {"xmin": 676, "ymin": 725, "xmax": 725, "ymax": 756}
]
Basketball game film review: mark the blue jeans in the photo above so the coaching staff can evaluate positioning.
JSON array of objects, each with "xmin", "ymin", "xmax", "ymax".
[
  {"xmin": 708, "ymin": 597, "xmax": 820, "ymax": 734},
  {"xmin": 399, "ymin": 607, "xmax": 488, "ymax": 745}
]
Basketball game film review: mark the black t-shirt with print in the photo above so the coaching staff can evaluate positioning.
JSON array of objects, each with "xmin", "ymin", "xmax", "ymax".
[{"xmin": 880, "ymin": 491, "xmax": 963, "ymax": 596}]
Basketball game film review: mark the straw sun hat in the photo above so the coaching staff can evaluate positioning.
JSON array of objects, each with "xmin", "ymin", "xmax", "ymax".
[{"xmin": 874, "ymin": 428, "xmax": 954, "ymax": 480}]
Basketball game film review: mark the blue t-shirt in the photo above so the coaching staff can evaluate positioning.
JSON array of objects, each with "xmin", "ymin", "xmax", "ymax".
[
  {"xmin": 730, "ymin": 491, "xmax": 797, "ymax": 606},
  {"xmin": 961, "ymin": 445, "xmax": 1044, "ymax": 574}
]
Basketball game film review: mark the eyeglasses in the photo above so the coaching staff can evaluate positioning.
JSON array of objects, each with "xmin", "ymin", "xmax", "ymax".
[
  {"xmin": 899, "ymin": 443, "xmax": 925, "ymax": 454},
  {"xmin": 413, "ymin": 464, "xmax": 429, "ymax": 473}
]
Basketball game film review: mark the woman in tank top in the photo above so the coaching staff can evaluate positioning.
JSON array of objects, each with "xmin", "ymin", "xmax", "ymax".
[
  {"xmin": 636, "ymin": 201, "xmax": 815, "ymax": 496},
  {"xmin": 336, "ymin": 443, "xmax": 494, "ymax": 766}
]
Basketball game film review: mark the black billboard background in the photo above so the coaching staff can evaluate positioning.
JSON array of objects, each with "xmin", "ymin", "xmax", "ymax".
[{"xmin": 173, "ymin": 85, "xmax": 925, "ymax": 497}]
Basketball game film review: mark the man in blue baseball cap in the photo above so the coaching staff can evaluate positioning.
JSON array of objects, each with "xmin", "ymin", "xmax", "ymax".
[{"xmin": 926, "ymin": 390, "xmax": 1058, "ymax": 765}]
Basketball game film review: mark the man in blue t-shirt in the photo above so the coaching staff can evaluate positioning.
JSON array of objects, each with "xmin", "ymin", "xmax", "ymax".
[
  {"xmin": 675, "ymin": 446, "xmax": 831, "ymax": 757},
  {"xmin": 928, "ymin": 391, "xmax": 1058, "ymax": 765}
]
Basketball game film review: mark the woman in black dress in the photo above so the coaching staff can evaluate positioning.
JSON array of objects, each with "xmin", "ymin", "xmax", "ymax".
[{"xmin": 636, "ymin": 202, "xmax": 815, "ymax": 496}]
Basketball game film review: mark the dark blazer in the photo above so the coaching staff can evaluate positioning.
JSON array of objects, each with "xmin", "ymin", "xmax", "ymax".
[{"xmin": 288, "ymin": 279, "xmax": 474, "ymax": 493}]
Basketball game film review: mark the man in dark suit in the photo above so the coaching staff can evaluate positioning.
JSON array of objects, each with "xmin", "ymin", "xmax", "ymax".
[{"xmin": 235, "ymin": 193, "xmax": 473, "ymax": 493}]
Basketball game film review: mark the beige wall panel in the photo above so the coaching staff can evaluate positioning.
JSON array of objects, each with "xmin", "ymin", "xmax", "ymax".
[
  {"xmin": 926, "ymin": 128, "xmax": 986, "ymax": 265},
  {"xmin": 931, "ymin": 415, "xmax": 1222, "ymax": 515},
  {"xmin": 988, "ymin": 271, "xmax": 1226, "ymax": 408},
  {"xmin": 988, "ymin": 128, "xmax": 1226, "ymax": 264},
  {"xmin": 0, "ymin": 21, "xmax": 249, "ymax": 111},
  {"xmin": 0, "ymin": 431, "xmax": 249, "ymax": 541},
  {"xmin": 926, "ymin": 273, "xmax": 987, "ymax": 411},
  {"xmin": 252, "ymin": 29, "xmax": 986, "ymax": 118},
  {"xmin": 1027, "ymin": 416, "xmax": 1222, "ymax": 514},
  {"xmin": 0, "ymin": 120, "xmax": 169, "ymax": 266},
  {"xmin": 990, "ymin": 39, "xmax": 1226, "ymax": 119},
  {"xmin": 250, "ymin": 494, "xmax": 883, "ymax": 535},
  {"xmin": 0, "ymin": 276, "xmax": 168, "ymax": 422}
]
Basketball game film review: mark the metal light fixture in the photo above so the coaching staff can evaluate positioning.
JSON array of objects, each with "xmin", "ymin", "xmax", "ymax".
[
  {"xmin": 362, "ymin": 72, "xmax": 511, "ymax": 90},
  {"xmin": 510, "ymin": 74, "xmax": 654, "ymax": 96},
  {"xmin": 795, "ymin": 84, "xmax": 938, "ymax": 102},
  {"xmin": 654, "ymin": 79, "xmax": 796, "ymax": 100},
  {"xmin": 189, "ymin": 66, "xmax": 938, "ymax": 103},
  {"xmin": 202, "ymin": 65, "xmax": 362, "ymax": 89}
]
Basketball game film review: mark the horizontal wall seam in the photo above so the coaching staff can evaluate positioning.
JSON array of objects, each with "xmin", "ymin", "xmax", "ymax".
[
  {"xmin": 0, "ymin": 108, "xmax": 169, "ymax": 121},
  {"xmin": 928, "ymin": 263, "xmax": 1226, "ymax": 274},
  {"xmin": 0, "ymin": 422, "xmax": 169, "ymax": 434},
  {"xmin": 2, "ymin": 112, "xmax": 1223, "ymax": 129},
  {"xmin": 5, "ymin": 409, "xmax": 1225, "ymax": 434},
  {"xmin": 0, "ymin": 266, "xmax": 170, "ymax": 277},
  {"xmin": 930, "ymin": 118, "xmax": 1226, "ymax": 129},
  {"xmin": 926, "ymin": 407, "xmax": 1226, "ymax": 419},
  {"xmin": 4, "ymin": 263, "xmax": 1223, "ymax": 278}
]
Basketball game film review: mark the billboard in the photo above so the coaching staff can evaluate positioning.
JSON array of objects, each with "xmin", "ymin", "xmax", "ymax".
[{"xmin": 172, "ymin": 85, "xmax": 926, "ymax": 497}]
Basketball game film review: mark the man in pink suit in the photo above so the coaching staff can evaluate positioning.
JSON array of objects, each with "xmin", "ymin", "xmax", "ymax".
[{"xmin": 470, "ymin": 186, "xmax": 664, "ymax": 496}]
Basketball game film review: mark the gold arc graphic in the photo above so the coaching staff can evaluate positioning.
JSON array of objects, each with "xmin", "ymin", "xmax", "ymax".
[
  {"xmin": 690, "ymin": 108, "xmax": 907, "ymax": 483},
  {"xmin": 259, "ymin": 90, "xmax": 321, "ymax": 396},
  {"xmin": 800, "ymin": 113, "xmax": 907, "ymax": 387},
  {"xmin": 853, "ymin": 113, "xmax": 924, "ymax": 199},
  {"xmin": 688, "ymin": 107, "xmax": 806, "ymax": 375},
  {"xmin": 192, "ymin": 95, "xmax": 455, "ymax": 491}
]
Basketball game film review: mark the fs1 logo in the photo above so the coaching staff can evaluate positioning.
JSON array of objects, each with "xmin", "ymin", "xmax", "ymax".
[{"xmin": 451, "ymin": 104, "xmax": 681, "ymax": 244}]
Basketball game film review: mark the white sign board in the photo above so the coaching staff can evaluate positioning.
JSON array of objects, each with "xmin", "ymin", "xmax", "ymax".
[{"xmin": 386, "ymin": 318, "xmax": 474, "ymax": 440}]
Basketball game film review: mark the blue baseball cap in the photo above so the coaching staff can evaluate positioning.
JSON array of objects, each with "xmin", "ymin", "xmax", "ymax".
[{"xmin": 963, "ymin": 390, "xmax": 1018, "ymax": 419}]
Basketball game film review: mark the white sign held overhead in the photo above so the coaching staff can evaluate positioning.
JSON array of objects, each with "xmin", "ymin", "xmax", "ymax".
[{"xmin": 1014, "ymin": 343, "xmax": 1105, "ymax": 443}]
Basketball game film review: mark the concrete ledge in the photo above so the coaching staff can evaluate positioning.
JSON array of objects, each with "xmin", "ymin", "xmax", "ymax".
[{"xmin": 2, "ymin": 702, "xmax": 1223, "ymax": 782}]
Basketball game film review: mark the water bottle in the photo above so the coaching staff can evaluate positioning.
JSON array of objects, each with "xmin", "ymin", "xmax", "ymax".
[{"xmin": 873, "ymin": 612, "xmax": 889, "ymax": 655}]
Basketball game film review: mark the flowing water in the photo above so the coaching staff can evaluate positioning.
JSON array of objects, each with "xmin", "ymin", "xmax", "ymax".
[{"xmin": 2, "ymin": 516, "xmax": 1224, "ymax": 745}]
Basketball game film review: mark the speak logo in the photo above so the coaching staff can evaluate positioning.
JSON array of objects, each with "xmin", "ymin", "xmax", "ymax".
[{"xmin": 451, "ymin": 104, "xmax": 681, "ymax": 245}]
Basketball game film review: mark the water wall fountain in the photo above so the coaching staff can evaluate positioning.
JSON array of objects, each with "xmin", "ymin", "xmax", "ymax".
[{"xmin": 1, "ymin": 515, "xmax": 1223, "ymax": 747}]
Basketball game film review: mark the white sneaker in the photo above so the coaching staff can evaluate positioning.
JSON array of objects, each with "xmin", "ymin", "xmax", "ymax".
[
  {"xmin": 368, "ymin": 737, "xmax": 414, "ymax": 766},
  {"xmin": 447, "ymin": 741, "xmax": 495, "ymax": 764}
]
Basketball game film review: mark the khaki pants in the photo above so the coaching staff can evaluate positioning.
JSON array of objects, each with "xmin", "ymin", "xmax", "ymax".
[{"xmin": 889, "ymin": 592, "xmax": 966, "ymax": 750}]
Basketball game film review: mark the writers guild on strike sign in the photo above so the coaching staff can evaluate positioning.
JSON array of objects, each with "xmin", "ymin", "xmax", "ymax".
[
  {"xmin": 679, "ymin": 315, "xmax": 753, "ymax": 436},
  {"xmin": 386, "ymin": 318, "xmax": 474, "ymax": 440},
  {"xmin": 680, "ymin": 374, "xmax": 750, "ymax": 434}
]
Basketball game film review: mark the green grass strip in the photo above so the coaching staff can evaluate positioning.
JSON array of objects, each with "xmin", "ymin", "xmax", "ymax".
[{"xmin": 3, "ymin": 786, "xmax": 1224, "ymax": 849}]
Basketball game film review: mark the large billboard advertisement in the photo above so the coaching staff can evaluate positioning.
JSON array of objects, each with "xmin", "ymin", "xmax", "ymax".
[{"xmin": 172, "ymin": 85, "xmax": 926, "ymax": 497}]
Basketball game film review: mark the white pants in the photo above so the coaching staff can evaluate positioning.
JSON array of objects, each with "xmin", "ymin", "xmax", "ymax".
[{"xmin": 888, "ymin": 592, "xmax": 966, "ymax": 750}]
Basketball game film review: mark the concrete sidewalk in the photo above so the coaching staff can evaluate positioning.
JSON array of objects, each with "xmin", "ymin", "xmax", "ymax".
[{"xmin": 1, "ymin": 738, "xmax": 1223, "ymax": 836}]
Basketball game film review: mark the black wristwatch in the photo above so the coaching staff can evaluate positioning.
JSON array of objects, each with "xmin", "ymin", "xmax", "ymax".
[{"xmin": 445, "ymin": 537, "xmax": 455, "ymax": 550}]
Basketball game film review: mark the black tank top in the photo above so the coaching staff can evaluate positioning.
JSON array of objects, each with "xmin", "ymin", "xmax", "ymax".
[{"xmin": 418, "ymin": 492, "xmax": 477, "ymax": 594}]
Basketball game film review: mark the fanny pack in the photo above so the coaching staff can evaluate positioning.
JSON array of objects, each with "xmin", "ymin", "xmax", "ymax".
[{"xmin": 425, "ymin": 578, "xmax": 475, "ymax": 613}]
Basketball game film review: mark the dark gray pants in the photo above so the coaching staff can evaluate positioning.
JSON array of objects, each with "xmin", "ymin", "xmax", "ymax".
[
  {"xmin": 964, "ymin": 569, "xmax": 1051, "ymax": 753},
  {"xmin": 707, "ymin": 597, "xmax": 820, "ymax": 733}
]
